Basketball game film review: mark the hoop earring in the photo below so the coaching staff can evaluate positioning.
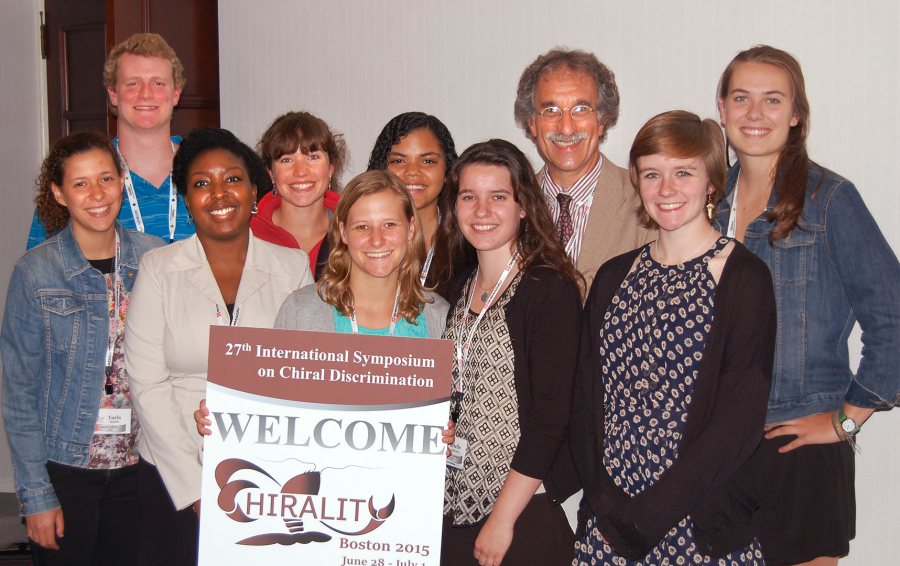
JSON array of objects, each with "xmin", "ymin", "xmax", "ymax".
[{"xmin": 251, "ymin": 202, "xmax": 259, "ymax": 215}]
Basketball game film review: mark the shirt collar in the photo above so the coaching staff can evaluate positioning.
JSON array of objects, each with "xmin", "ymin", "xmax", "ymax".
[{"xmin": 541, "ymin": 152, "xmax": 604, "ymax": 205}]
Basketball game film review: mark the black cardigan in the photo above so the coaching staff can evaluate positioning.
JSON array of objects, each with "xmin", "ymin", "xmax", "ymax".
[
  {"xmin": 445, "ymin": 265, "xmax": 582, "ymax": 491},
  {"xmin": 566, "ymin": 243, "xmax": 776, "ymax": 559}
]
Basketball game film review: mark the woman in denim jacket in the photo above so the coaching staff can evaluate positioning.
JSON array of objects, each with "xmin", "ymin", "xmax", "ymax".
[
  {"xmin": 1, "ymin": 131, "xmax": 163, "ymax": 564},
  {"xmin": 716, "ymin": 45, "xmax": 900, "ymax": 565}
]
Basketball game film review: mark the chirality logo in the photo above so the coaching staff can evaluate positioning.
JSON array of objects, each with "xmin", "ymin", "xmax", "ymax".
[{"xmin": 214, "ymin": 458, "xmax": 396, "ymax": 546}]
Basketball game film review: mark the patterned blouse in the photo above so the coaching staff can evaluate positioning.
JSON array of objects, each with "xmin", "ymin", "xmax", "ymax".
[
  {"xmin": 443, "ymin": 271, "xmax": 524, "ymax": 526},
  {"xmin": 574, "ymin": 238, "xmax": 764, "ymax": 565}
]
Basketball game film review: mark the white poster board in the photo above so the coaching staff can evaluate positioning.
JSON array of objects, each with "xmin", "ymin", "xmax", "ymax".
[{"xmin": 199, "ymin": 326, "xmax": 452, "ymax": 566}]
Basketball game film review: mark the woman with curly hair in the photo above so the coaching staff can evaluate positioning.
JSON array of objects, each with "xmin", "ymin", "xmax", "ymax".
[
  {"xmin": 124, "ymin": 127, "xmax": 313, "ymax": 565},
  {"xmin": 367, "ymin": 112, "xmax": 458, "ymax": 287},
  {"xmin": 252, "ymin": 111, "xmax": 348, "ymax": 279},
  {"xmin": 2, "ymin": 131, "xmax": 164, "ymax": 563},
  {"xmin": 438, "ymin": 139, "xmax": 582, "ymax": 566}
]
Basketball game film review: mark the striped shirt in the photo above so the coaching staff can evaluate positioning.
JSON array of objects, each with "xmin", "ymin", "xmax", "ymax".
[{"xmin": 540, "ymin": 154, "xmax": 603, "ymax": 264}]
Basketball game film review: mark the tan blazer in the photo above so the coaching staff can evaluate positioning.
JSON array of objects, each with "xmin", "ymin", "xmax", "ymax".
[
  {"xmin": 558, "ymin": 153, "xmax": 656, "ymax": 289},
  {"xmin": 125, "ymin": 235, "xmax": 314, "ymax": 510}
]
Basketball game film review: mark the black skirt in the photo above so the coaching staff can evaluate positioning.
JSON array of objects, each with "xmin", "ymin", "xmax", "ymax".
[{"xmin": 752, "ymin": 434, "xmax": 855, "ymax": 564}]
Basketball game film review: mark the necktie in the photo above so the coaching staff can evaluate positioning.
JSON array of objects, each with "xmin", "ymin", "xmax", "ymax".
[{"xmin": 556, "ymin": 193, "xmax": 574, "ymax": 247}]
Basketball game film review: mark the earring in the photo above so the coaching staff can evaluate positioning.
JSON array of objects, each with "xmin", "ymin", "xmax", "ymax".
[
  {"xmin": 186, "ymin": 209, "xmax": 193, "ymax": 226},
  {"xmin": 251, "ymin": 202, "xmax": 259, "ymax": 215},
  {"xmin": 272, "ymin": 185, "xmax": 278, "ymax": 197},
  {"xmin": 328, "ymin": 178, "xmax": 332, "ymax": 191},
  {"xmin": 706, "ymin": 194, "xmax": 715, "ymax": 221}
]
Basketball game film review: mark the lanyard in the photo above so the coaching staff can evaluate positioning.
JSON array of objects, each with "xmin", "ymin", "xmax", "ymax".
[
  {"xmin": 103, "ymin": 232, "xmax": 121, "ymax": 395},
  {"xmin": 726, "ymin": 179, "xmax": 739, "ymax": 238},
  {"xmin": 349, "ymin": 286, "xmax": 401, "ymax": 336},
  {"xmin": 215, "ymin": 304, "xmax": 241, "ymax": 327},
  {"xmin": 420, "ymin": 246, "xmax": 435, "ymax": 286},
  {"xmin": 115, "ymin": 140, "xmax": 178, "ymax": 242},
  {"xmin": 454, "ymin": 249, "xmax": 519, "ymax": 382}
]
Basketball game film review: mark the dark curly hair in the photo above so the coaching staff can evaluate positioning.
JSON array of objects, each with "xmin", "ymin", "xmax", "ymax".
[
  {"xmin": 172, "ymin": 127, "xmax": 271, "ymax": 199},
  {"xmin": 257, "ymin": 111, "xmax": 348, "ymax": 191},
  {"xmin": 35, "ymin": 130, "xmax": 123, "ymax": 236},
  {"xmin": 431, "ymin": 139, "xmax": 581, "ymax": 292},
  {"xmin": 366, "ymin": 112, "xmax": 458, "ymax": 179}
]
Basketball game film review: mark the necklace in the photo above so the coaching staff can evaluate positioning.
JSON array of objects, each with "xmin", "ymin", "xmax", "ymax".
[
  {"xmin": 479, "ymin": 283, "xmax": 491, "ymax": 303},
  {"xmin": 652, "ymin": 229, "xmax": 719, "ymax": 266}
]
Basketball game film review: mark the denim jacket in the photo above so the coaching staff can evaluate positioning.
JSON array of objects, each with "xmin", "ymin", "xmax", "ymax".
[
  {"xmin": 0, "ymin": 222, "xmax": 163, "ymax": 515},
  {"xmin": 714, "ymin": 163, "xmax": 900, "ymax": 424}
]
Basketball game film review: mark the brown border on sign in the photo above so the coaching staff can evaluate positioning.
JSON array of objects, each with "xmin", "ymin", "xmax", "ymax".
[{"xmin": 207, "ymin": 326, "xmax": 453, "ymax": 406}]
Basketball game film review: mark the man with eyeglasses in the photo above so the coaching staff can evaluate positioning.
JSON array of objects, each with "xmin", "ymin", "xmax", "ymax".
[{"xmin": 515, "ymin": 48, "xmax": 655, "ymax": 287}]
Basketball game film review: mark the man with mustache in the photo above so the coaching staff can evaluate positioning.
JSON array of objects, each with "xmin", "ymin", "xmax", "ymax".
[{"xmin": 515, "ymin": 48, "xmax": 654, "ymax": 287}]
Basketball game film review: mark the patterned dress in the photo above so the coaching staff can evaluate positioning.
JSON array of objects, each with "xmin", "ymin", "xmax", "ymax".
[
  {"xmin": 444, "ymin": 272, "xmax": 523, "ymax": 526},
  {"xmin": 574, "ymin": 238, "xmax": 764, "ymax": 566}
]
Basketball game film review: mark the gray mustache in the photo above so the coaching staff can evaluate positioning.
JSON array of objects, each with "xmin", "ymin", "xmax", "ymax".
[{"xmin": 547, "ymin": 131, "xmax": 588, "ymax": 144}]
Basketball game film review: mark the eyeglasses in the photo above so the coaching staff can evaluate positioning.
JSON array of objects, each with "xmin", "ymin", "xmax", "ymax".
[{"xmin": 536, "ymin": 104, "xmax": 596, "ymax": 121}]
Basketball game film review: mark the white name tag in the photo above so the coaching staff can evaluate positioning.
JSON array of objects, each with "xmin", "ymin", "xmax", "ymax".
[
  {"xmin": 446, "ymin": 437, "xmax": 468, "ymax": 470},
  {"xmin": 95, "ymin": 408, "xmax": 131, "ymax": 435}
]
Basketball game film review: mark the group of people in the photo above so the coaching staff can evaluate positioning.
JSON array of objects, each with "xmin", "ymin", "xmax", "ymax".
[{"xmin": 1, "ymin": 31, "xmax": 897, "ymax": 566}]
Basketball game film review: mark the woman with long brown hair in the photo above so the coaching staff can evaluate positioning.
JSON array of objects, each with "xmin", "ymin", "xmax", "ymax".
[
  {"xmin": 715, "ymin": 45, "xmax": 900, "ymax": 565},
  {"xmin": 438, "ymin": 139, "xmax": 582, "ymax": 566}
]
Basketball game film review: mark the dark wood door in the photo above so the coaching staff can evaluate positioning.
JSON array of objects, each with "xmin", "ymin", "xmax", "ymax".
[
  {"xmin": 43, "ymin": 0, "xmax": 220, "ymax": 146},
  {"xmin": 44, "ymin": 0, "xmax": 108, "ymax": 142},
  {"xmin": 109, "ymin": 0, "xmax": 220, "ymax": 137}
]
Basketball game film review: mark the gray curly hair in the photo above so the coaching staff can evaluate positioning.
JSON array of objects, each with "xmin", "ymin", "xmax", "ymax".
[{"xmin": 514, "ymin": 48, "xmax": 620, "ymax": 144}]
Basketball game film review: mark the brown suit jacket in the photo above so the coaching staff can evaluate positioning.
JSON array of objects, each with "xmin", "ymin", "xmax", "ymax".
[{"xmin": 542, "ymin": 153, "xmax": 656, "ymax": 289}]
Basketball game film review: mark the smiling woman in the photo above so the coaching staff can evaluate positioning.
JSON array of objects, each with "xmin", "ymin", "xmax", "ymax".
[
  {"xmin": 252, "ymin": 111, "xmax": 348, "ymax": 279},
  {"xmin": 1, "ymin": 131, "xmax": 164, "ymax": 564},
  {"xmin": 570, "ymin": 111, "xmax": 776, "ymax": 565},
  {"xmin": 274, "ymin": 169, "xmax": 448, "ymax": 339},
  {"xmin": 124, "ymin": 128, "xmax": 314, "ymax": 565},
  {"xmin": 436, "ymin": 139, "xmax": 582, "ymax": 566}
]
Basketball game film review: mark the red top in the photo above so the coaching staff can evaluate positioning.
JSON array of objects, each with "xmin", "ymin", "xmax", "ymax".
[{"xmin": 250, "ymin": 190, "xmax": 339, "ymax": 278}]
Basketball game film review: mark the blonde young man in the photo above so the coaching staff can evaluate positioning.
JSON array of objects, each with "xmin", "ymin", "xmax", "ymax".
[{"xmin": 27, "ymin": 33, "xmax": 192, "ymax": 247}]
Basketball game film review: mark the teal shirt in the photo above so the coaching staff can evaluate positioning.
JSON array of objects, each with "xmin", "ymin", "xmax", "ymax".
[{"xmin": 332, "ymin": 308, "xmax": 430, "ymax": 338}]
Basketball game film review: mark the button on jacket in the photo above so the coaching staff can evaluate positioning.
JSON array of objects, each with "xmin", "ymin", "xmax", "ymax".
[
  {"xmin": 714, "ymin": 163, "xmax": 900, "ymax": 424},
  {"xmin": 1, "ymin": 222, "xmax": 163, "ymax": 515}
]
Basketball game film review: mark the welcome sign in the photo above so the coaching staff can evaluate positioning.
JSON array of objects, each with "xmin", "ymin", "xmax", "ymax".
[{"xmin": 199, "ymin": 326, "xmax": 453, "ymax": 566}]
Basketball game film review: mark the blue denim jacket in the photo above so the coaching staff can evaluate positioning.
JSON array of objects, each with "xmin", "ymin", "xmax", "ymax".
[
  {"xmin": 714, "ymin": 163, "xmax": 900, "ymax": 424},
  {"xmin": 0, "ymin": 222, "xmax": 163, "ymax": 515}
]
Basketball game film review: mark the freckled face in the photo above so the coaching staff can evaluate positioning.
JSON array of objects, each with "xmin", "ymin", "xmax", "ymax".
[
  {"xmin": 637, "ymin": 154, "xmax": 713, "ymax": 233},
  {"xmin": 340, "ymin": 190, "xmax": 415, "ymax": 281},
  {"xmin": 107, "ymin": 54, "xmax": 182, "ymax": 132}
]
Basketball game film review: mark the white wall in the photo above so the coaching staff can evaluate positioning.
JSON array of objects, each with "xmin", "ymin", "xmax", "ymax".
[
  {"xmin": 0, "ymin": 0, "xmax": 48, "ymax": 493},
  {"xmin": 218, "ymin": 1, "xmax": 899, "ymax": 564}
]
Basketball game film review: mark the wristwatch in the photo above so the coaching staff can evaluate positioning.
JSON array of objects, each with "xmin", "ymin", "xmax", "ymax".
[{"xmin": 838, "ymin": 408, "xmax": 861, "ymax": 436}]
